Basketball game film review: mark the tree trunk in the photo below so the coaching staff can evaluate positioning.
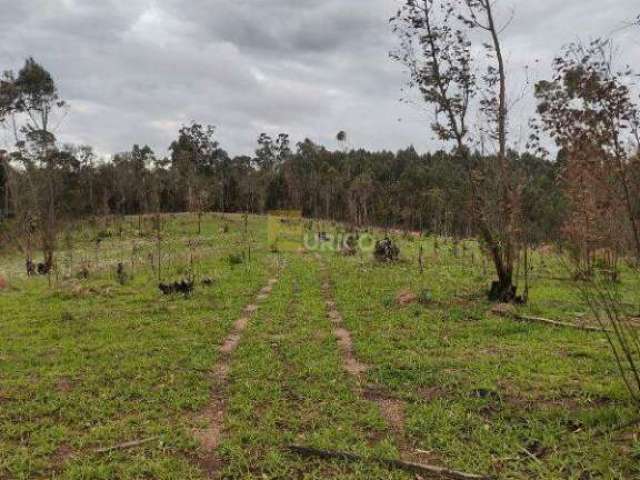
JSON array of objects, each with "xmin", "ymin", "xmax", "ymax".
[{"xmin": 478, "ymin": 212, "xmax": 516, "ymax": 302}]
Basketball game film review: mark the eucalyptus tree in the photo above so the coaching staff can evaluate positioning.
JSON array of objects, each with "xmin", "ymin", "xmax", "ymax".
[
  {"xmin": 336, "ymin": 130, "xmax": 348, "ymax": 153},
  {"xmin": 169, "ymin": 123, "xmax": 221, "ymax": 213},
  {"xmin": 533, "ymin": 38, "xmax": 640, "ymax": 407},
  {"xmin": 532, "ymin": 39, "xmax": 640, "ymax": 265},
  {"xmin": 254, "ymin": 132, "xmax": 291, "ymax": 212},
  {"xmin": 0, "ymin": 57, "xmax": 67, "ymax": 272}
]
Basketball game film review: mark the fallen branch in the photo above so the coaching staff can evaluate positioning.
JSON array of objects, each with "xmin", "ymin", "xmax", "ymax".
[
  {"xmin": 94, "ymin": 436, "xmax": 159, "ymax": 454},
  {"xmin": 287, "ymin": 445, "xmax": 490, "ymax": 480},
  {"xmin": 511, "ymin": 313, "xmax": 609, "ymax": 333},
  {"xmin": 519, "ymin": 447, "xmax": 543, "ymax": 465},
  {"xmin": 492, "ymin": 306, "xmax": 609, "ymax": 333}
]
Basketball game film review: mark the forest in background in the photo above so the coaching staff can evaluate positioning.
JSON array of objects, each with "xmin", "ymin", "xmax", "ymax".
[{"xmin": 1, "ymin": 122, "xmax": 565, "ymax": 241}]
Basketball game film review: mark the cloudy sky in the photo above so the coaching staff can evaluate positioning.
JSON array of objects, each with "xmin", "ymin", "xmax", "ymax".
[{"xmin": 0, "ymin": 0, "xmax": 638, "ymax": 157}]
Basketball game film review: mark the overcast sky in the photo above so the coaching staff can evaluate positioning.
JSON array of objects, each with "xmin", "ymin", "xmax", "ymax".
[{"xmin": 1, "ymin": 0, "xmax": 638, "ymax": 158}]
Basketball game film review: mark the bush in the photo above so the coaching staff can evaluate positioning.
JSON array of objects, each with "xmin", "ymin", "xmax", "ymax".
[
  {"xmin": 342, "ymin": 234, "xmax": 358, "ymax": 256},
  {"xmin": 94, "ymin": 230, "xmax": 112, "ymax": 243},
  {"xmin": 374, "ymin": 237, "xmax": 400, "ymax": 262}
]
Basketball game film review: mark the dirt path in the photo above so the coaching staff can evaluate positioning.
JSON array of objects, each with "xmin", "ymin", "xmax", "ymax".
[
  {"xmin": 192, "ymin": 277, "xmax": 279, "ymax": 476},
  {"xmin": 318, "ymin": 259, "xmax": 440, "ymax": 467},
  {"xmin": 322, "ymin": 290, "xmax": 369, "ymax": 377}
]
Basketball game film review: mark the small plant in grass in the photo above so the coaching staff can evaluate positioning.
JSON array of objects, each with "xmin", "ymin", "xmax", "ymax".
[
  {"xmin": 381, "ymin": 293, "xmax": 395, "ymax": 308},
  {"xmin": 62, "ymin": 227, "xmax": 74, "ymax": 267},
  {"xmin": 94, "ymin": 230, "xmax": 111, "ymax": 243},
  {"xmin": 243, "ymin": 213, "xmax": 251, "ymax": 263},
  {"xmin": 130, "ymin": 242, "xmax": 141, "ymax": 273},
  {"xmin": 418, "ymin": 288, "xmax": 434, "ymax": 305},
  {"xmin": 77, "ymin": 263, "xmax": 90, "ymax": 280},
  {"xmin": 227, "ymin": 253, "xmax": 244, "ymax": 266},
  {"xmin": 342, "ymin": 234, "xmax": 358, "ymax": 256},
  {"xmin": 153, "ymin": 214, "xmax": 163, "ymax": 282}
]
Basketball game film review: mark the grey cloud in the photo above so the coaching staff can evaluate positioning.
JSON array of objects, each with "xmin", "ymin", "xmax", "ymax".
[{"xmin": 0, "ymin": 0, "xmax": 638, "ymax": 158}]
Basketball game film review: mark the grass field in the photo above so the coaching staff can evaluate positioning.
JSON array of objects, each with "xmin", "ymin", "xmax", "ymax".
[{"xmin": 0, "ymin": 214, "xmax": 638, "ymax": 479}]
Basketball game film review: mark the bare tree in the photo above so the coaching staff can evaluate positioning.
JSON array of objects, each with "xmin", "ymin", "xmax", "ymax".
[{"xmin": 392, "ymin": 0, "xmax": 520, "ymax": 301}]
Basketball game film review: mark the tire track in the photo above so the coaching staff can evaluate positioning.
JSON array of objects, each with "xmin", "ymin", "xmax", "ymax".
[
  {"xmin": 192, "ymin": 277, "xmax": 279, "ymax": 476},
  {"xmin": 318, "ymin": 259, "xmax": 439, "ymax": 467},
  {"xmin": 321, "ymin": 292, "xmax": 370, "ymax": 378}
]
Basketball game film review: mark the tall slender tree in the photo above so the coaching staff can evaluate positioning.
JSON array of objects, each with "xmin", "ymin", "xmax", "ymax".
[
  {"xmin": 392, "ymin": 0, "xmax": 520, "ymax": 301},
  {"xmin": 0, "ymin": 58, "xmax": 66, "ymax": 272},
  {"xmin": 0, "ymin": 149, "xmax": 8, "ymax": 221}
]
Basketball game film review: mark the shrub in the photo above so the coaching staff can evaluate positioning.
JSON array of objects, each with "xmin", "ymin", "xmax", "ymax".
[
  {"xmin": 227, "ymin": 253, "xmax": 244, "ymax": 266},
  {"xmin": 94, "ymin": 230, "xmax": 112, "ymax": 243},
  {"xmin": 342, "ymin": 234, "xmax": 358, "ymax": 256}
]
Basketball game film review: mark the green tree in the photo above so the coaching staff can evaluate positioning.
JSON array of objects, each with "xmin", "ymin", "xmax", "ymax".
[{"xmin": 0, "ymin": 58, "xmax": 66, "ymax": 271}]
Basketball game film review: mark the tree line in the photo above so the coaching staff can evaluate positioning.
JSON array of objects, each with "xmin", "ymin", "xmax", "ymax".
[{"xmin": 0, "ymin": 62, "xmax": 565, "ymax": 257}]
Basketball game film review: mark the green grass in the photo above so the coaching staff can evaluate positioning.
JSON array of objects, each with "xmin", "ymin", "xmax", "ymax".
[
  {"xmin": 1, "ymin": 214, "xmax": 273, "ymax": 479},
  {"xmin": 1, "ymin": 215, "xmax": 639, "ymax": 479},
  {"xmin": 220, "ymin": 254, "xmax": 403, "ymax": 479},
  {"xmin": 328, "ymin": 234, "xmax": 639, "ymax": 479}
]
